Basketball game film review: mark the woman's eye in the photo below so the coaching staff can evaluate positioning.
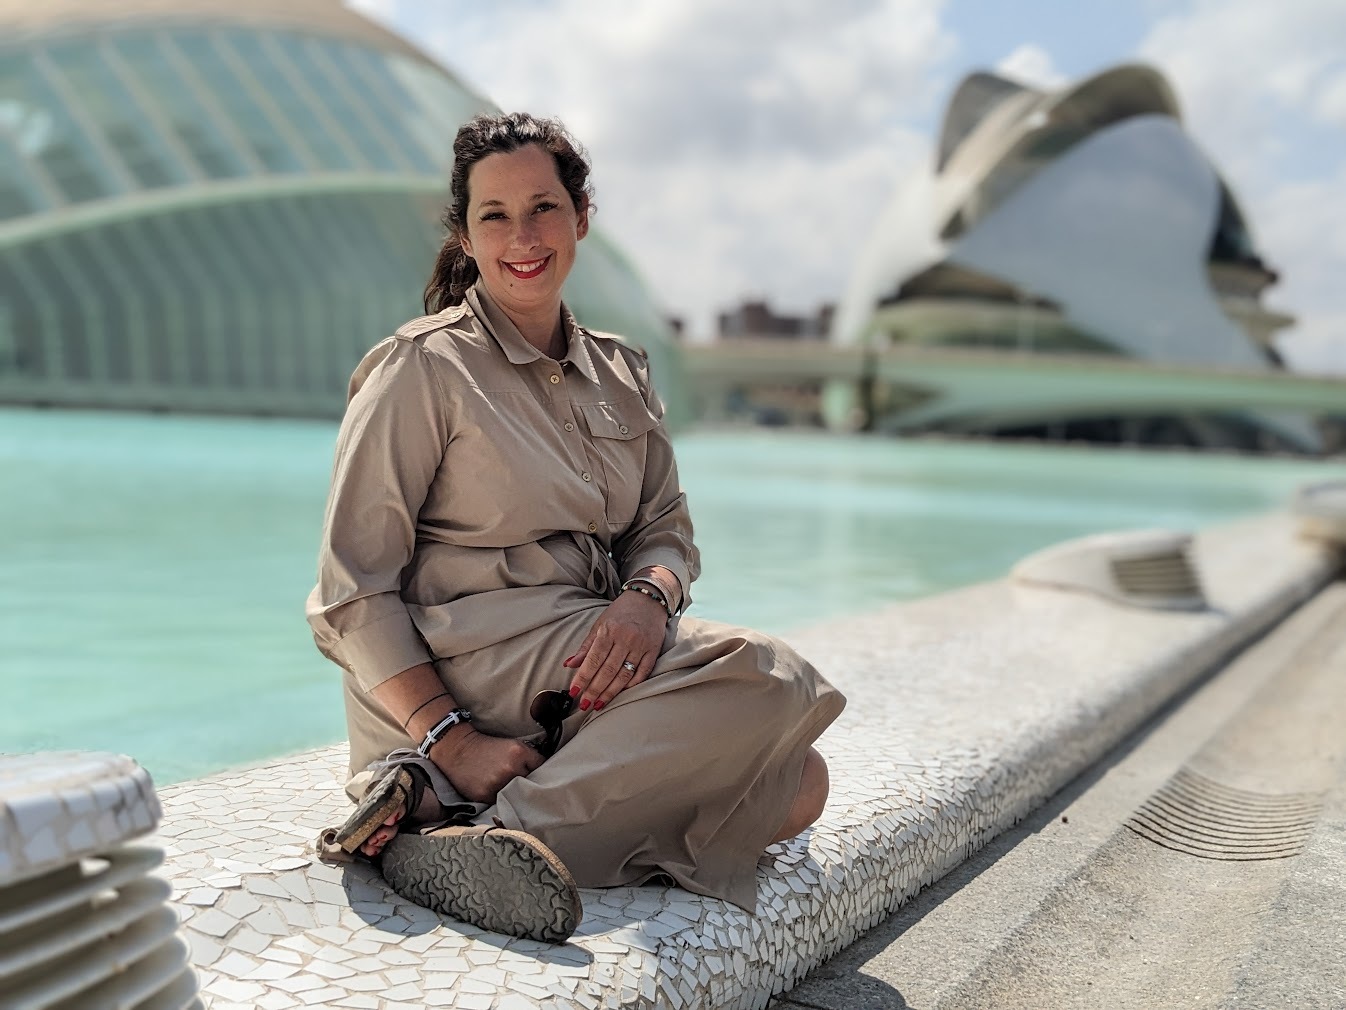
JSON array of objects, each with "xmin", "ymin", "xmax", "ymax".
[
  {"xmin": 481, "ymin": 211, "xmax": 506, "ymax": 221},
  {"xmin": 534, "ymin": 202, "xmax": 557, "ymax": 214}
]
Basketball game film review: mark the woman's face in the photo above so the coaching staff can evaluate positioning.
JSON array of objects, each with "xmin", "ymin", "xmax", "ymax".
[{"xmin": 460, "ymin": 143, "xmax": 589, "ymax": 322}]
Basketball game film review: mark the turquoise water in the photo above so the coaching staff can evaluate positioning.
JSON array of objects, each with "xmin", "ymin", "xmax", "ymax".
[{"xmin": 2, "ymin": 408, "xmax": 1338, "ymax": 786}]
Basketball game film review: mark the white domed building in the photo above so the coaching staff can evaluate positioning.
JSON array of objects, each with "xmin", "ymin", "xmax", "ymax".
[
  {"xmin": 0, "ymin": 0, "xmax": 685, "ymax": 420},
  {"xmin": 831, "ymin": 63, "xmax": 1316, "ymax": 451}
]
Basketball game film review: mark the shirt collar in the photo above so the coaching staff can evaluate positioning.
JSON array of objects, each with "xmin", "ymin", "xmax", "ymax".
[{"xmin": 467, "ymin": 280, "xmax": 600, "ymax": 384}]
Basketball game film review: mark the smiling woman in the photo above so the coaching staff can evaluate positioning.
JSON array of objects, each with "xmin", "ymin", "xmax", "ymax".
[{"xmin": 305, "ymin": 112, "xmax": 846, "ymax": 943}]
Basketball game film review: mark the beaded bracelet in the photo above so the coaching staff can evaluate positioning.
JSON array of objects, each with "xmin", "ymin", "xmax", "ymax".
[{"xmin": 621, "ymin": 578, "xmax": 672, "ymax": 617}]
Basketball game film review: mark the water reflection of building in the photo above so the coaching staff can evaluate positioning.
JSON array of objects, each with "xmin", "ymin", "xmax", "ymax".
[
  {"xmin": 0, "ymin": 0, "xmax": 683, "ymax": 421},
  {"xmin": 830, "ymin": 63, "xmax": 1321, "ymax": 453}
]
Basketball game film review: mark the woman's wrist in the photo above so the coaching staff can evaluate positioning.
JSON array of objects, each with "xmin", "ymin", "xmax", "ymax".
[
  {"xmin": 621, "ymin": 578, "xmax": 672, "ymax": 617},
  {"xmin": 627, "ymin": 566, "xmax": 681, "ymax": 615},
  {"xmin": 429, "ymin": 721, "xmax": 478, "ymax": 770}
]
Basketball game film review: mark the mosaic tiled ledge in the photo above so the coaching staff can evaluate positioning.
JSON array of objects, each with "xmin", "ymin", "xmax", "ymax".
[{"xmin": 152, "ymin": 512, "xmax": 1338, "ymax": 1010}]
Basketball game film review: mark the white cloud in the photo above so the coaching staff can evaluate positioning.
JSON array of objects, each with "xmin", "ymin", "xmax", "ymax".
[
  {"xmin": 401, "ymin": 0, "xmax": 954, "ymax": 334},
  {"xmin": 1140, "ymin": 0, "xmax": 1346, "ymax": 374},
  {"xmin": 993, "ymin": 43, "xmax": 1065, "ymax": 89}
]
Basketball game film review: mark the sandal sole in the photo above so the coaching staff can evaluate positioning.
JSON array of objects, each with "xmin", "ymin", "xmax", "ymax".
[
  {"xmin": 330, "ymin": 768, "xmax": 412, "ymax": 855},
  {"xmin": 380, "ymin": 829, "xmax": 582, "ymax": 943}
]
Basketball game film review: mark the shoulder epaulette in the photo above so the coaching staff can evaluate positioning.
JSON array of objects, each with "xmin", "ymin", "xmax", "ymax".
[
  {"xmin": 394, "ymin": 303, "xmax": 470, "ymax": 341},
  {"xmin": 581, "ymin": 326, "xmax": 649, "ymax": 359}
]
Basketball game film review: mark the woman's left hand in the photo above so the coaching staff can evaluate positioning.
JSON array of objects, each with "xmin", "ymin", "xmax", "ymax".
[{"xmin": 565, "ymin": 590, "xmax": 667, "ymax": 712}]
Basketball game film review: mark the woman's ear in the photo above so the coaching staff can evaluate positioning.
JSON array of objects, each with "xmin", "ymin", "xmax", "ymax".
[
  {"xmin": 576, "ymin": 202, "xmax": 590, "ymax": 241},
  {"xmin": 459, "ymin": 230, "xmax": 474, "ymax": 259}
]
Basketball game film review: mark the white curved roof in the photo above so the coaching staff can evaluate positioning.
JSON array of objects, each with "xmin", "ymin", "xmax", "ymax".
[{"xmin": 0, "ymin": 0, "xmax": 423, "ymax": 59}]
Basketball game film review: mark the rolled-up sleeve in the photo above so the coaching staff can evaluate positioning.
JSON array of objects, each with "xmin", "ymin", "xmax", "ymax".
[
  {"xmin": 613, "ymin": 362, "xmax": 701, "ymax": 610},
  {"xmin": 306, "ymin": 337, "xmax": 449, "ymax": 691}
]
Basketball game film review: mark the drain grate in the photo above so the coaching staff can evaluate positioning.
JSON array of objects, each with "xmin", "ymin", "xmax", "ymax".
[{"xmin": 1126, "ymin": 768, "xmax": 1324, "ymax": 861}]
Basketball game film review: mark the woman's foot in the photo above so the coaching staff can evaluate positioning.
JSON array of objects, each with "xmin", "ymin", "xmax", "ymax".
[{"xmin": 361, "ymin": 809, "xmax": 404, "ymax": 857}]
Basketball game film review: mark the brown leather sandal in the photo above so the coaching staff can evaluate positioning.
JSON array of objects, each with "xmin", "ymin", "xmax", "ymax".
[
  {"xmin": 380, "ymin": 823, "xmax": 582, "ymax": 943},
  {"xmin": 314, "ymin": 764, "xmax": 429, "ymax": 864}
]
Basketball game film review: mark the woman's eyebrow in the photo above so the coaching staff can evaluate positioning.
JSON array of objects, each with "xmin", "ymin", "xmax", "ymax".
[{"xmin": 477, "ymin": 191, "xmax": 559, "ymax": 208}]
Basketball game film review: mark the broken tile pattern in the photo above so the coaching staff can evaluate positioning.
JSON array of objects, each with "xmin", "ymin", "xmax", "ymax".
[
  {"xmin": 0, "ymin": 752, "xmax": 204, "ymax": 1009},
  {"xmin": 0, "ymin": 750, "xmax": 161, "ymax": 888},
  {"xmin": 150, "ymin": 514, "xmax": 1336, "ymax": 1009}
]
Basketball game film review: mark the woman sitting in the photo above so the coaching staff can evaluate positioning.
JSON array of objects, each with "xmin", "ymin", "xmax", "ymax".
[{"xmin": 309, "ymin": 111, "xmax": 845, "ymax": 943}]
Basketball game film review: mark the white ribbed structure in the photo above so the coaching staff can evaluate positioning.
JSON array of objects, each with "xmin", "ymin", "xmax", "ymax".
[{"xmin": 0, "ymin": 753, "xmax": 201, "ymax": 1010}]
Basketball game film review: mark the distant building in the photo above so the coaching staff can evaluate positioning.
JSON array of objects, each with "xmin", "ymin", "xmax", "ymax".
[
  {"xmin": 830, "ymin": 63, "xmax": 1318, "ymax": 452},
  {"xmin": 0, "ymin": 0, "xmax": 684, "ymax": 421},
  {"xmin": 718, "ymin": 299, "xmax": 833, "ymax": 340}
]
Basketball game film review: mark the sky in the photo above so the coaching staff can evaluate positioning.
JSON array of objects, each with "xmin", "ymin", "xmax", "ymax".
[{"xmin": 348, "ymin": 0, "xmax": 1346, "ymax": 374}]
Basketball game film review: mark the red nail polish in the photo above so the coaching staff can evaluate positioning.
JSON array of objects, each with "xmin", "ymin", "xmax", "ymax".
[
  {"xmin": 594, "ymin": 700, "xmax": 605, "ymax": 711},
  {"xmin": 569, "ymin": 685, "xmax": 581, "ymax": 698},
  {"xmin": 579, "ymin": 699, "xmax": 591, "ymax": 711}
]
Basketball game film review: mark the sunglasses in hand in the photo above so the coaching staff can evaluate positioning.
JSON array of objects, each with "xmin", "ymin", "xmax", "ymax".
[{"xmin": 529, "ymin": 689, "xmax": 576, "ymax": 758}]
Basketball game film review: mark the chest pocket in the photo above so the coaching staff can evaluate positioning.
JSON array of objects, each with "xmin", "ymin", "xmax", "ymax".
[{"xmin": 579, "ymin": 396, "xmax": 661, "ymax": 527}]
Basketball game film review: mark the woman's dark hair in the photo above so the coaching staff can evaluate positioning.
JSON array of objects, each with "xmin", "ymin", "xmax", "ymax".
[{"xmin": 424, "ymin": 112, "xmax": 595, "ymax": 313}]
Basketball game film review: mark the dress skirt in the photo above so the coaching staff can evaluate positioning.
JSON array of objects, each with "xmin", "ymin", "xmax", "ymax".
[{"xmin": 343, "ymin": 605, "xmax": 845, "ymax": 912}]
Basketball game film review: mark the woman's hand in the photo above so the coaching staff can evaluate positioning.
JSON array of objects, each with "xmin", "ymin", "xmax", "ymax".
[
  {"xmin": 431, "ymin": 725, "xmax": 543, "ymax": 804},
  {"xmin": 565, "ymin": 590, "xmax": 667, "ymax": 712}
]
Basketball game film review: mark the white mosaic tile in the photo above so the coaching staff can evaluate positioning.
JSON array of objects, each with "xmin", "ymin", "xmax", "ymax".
[{"xmin": 144, "ymin": 513, "xmax": 1335, "ymax": 1009}]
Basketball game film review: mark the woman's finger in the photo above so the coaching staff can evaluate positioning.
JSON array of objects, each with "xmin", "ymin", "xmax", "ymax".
[
  {"xmin": 592, "ymin": 650, "xmax": 647, "ymax": 709},
  {"xmin": 570, "ymin": 636, "xmax": 617, "ymax": 708},
  {"xmin": 564, "ymin": 626, "xmax": 598, "ymax": 674}
]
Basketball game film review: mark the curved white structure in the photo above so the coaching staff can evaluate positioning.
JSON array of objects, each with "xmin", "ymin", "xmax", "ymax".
[
  {"xmin": 0, "ymin": 0, "xmax": 686, "ymax": 423},
  {"xmin": 833, "ymin": 63, "xmax": 1314, "ymax": 451}
]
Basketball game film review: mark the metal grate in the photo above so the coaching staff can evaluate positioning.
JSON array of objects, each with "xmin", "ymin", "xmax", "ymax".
[
  {"xmin": 1111, "ymin": 549, "xmax": 1202, "ymax": 601},
  {"xmin": 1126, "ymin": 768, "xmax": 1324, "ymax": 861}
]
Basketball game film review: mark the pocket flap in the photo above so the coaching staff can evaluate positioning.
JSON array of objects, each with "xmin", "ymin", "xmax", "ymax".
[{"xmin": 580, "ymin": 399, "xmax": 660, "ymax": 440}]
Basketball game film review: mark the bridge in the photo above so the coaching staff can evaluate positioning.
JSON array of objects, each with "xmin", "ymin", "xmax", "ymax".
[{"xmin": 682, "ymin": 339, "xmax": 1346, "ymax": 434}]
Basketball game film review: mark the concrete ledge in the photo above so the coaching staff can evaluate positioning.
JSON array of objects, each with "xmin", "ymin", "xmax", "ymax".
[{"xmin": 153, "ymin": 512, "xmax": 1338, "ymax": 1009}]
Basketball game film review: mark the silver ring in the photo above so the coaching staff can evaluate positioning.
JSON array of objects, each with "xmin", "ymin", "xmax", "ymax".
[{"xmin": 621, "ymin": 660, "xmax": 638, "ymax": 673}]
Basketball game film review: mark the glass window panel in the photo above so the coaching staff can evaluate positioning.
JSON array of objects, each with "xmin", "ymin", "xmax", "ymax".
[
  {"xmin": 253, "ymin": 198, "xmax": 333, "ymax": 394},
  {"xmin": 0, "ymin": 51, "xmax": 119, "ymax": 204},
  {"xmin": 113, "ymin": 34, "xmax": 249, "ymax": 180},
  {"xmin": 80, "ymin": 227, "xmax": 154, "ymax": 386},
  {"xmin": 175, "ymin": 206, "xmax": 251, "ymax": 390},
  {"xmin": 99, "ymin": 220, "xmax": 177, "ymax": 386},
  {"xmin": 0, "ymin": 134, "xmax": 49, "ymax": 219},
  {"xmin": 385, "ymin": 54, "xmax": 490, "ymax": 166},
  {"xmin": 45, "ymin": 42, "xmax": 189, "ymax": 191},
  {"xmin": 220, "ymin": 31, "xmax": 350, "ymax": 172},
  {"xmin": 59, "ymin": 230, "xmax": 131, "ymax": 382},
  {"xmin": 149, "ymin": 213, "xmax": 219, "ymax": 386},
  {"xmin": 205, "ymin": 201, "xmax": 285, "ymax": 390},
  {"xmin": 0, "ymin": 250, "xmax": 46, "ymax": 379},
  {"xmin": 274, "ymin": 33, "xmax": 401, "ymax": 172},
  {"xmin": 288, "ymin": 193, "xmax": 376, "ymax": 393},
  {"xmin": 169, "ymin": 33, "xmax": 304, "ymax": 175},
  {"xmin": 22, "ymin": 241, "xmax": 89, "ymax": 380},
  {"xmin": 137, "ymin": 214, "xmax": 212, "ymax": 385},
  {"xmin": 326, "ymin": 42, "xmax": 438, "ymax": 173},
  {"xmin": 225, "ymin": 200, "xmax": 305, "ymax": 390}
]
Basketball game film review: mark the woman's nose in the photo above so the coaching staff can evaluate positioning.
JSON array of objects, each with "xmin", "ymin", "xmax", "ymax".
[{"xmin": 512, "ymin": 217, "xmax": 540, "ymax": 248}]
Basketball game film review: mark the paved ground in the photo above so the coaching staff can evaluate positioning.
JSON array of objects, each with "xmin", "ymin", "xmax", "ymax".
[{"xmin": 775, "ymin": 580, "xmax": 1346, "ymax": 1010}]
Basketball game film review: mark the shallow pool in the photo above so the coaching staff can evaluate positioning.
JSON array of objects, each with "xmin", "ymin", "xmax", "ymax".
[{"xmin": 2, "ymin": 408, "xmax": 1337, "ymax": 785}]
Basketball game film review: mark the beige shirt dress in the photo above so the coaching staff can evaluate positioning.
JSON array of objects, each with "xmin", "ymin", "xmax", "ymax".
[{"xmin": 306, "ymin": 281, "xmax": 846, "ymax": 910}]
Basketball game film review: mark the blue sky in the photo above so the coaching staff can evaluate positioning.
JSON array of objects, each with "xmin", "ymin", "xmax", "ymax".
[{"xmin": 352, "ymin": 0, "xmax": 1346, "ymax": 372}]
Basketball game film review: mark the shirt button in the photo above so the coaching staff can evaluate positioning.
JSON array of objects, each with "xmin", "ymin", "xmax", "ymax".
[
  {"xmin": 564, "ymin": 421, "xmax": 574, "ymax": 432},
  {"xmin": 549, "ymin": 374, "xmax": 561, "ymax": 384},
  {"xmin": 619, "ymin": 425, "xmax": 629, "ymax": 435},
  {"xmin": 587, "ymin": 521, "xmax": 598, "ymax": 533},
  {"xmin": 582, "ymin": 471, "xmax": 591, "ymax": 482}
]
